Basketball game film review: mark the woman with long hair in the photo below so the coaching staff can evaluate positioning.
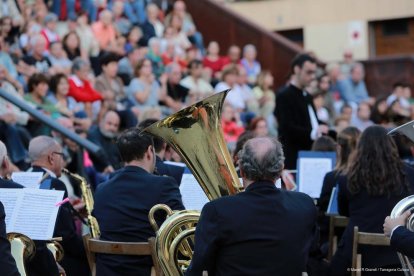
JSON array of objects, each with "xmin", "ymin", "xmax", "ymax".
[{"xmin": 329, "ymin": 125, "xmax": 414, "ymax": 275}]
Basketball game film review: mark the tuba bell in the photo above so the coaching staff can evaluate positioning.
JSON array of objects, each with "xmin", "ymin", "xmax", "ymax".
[{"xmin": 145, "ymin": 90, "xmax": 242, "ymax": 275}]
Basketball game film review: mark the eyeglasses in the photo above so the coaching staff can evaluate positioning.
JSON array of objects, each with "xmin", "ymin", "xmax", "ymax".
[{"xmin": 52, "ymin": 152, "xmax": 65, "ymax": 157}]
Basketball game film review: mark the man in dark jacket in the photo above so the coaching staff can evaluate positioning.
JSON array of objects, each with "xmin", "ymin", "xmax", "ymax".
[
  {"xmin": 186, "ymin": 137, "xmax": 318, "ymax": 276},
  {"xmin": 94, "ymin": 127, "xmax": 184, "ymax": 275}
]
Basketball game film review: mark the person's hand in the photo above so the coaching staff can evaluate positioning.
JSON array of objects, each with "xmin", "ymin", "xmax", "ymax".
[
  {"xmin": 57, "ymin": 262, "xmax": 66, "ymax": 276},
  {"xmin": 317, "ymin": 125, "xmax": 329, "ymax": 136},
  {"xmin": 159, "ymin": 73, "xmax": 168, "ymax": 85},
  {"xmin": 0, "ymin": 112, "xmax": 17, "ymax": 124},
  {"xmin": 383, "ymin": 210, "xmax": 411, "ymax": 237},
  {"xmin": 103, "ymin": 165, "xmax": 114, "ymax": 174}
]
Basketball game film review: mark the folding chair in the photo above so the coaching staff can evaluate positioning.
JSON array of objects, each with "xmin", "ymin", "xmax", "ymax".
[{"xmin": 328, "ymin": 215, "xmax": 349, "ymax": 259}]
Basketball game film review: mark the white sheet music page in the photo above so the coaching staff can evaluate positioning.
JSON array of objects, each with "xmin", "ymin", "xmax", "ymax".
[
  {"xmin": 298, "ymin": 158, "xmax": 332, "ymax": 198},
  {"xmin": 0, "ymin": 189, "xmax": 22, "ymax": 232},
  {"xmin": 179, "ymin": 173, "xmax": 209, "ymax": 211},
  {"xmin": 0, "ymin": 188, "xmax": 64, "ymax": 240},
  {"xmin": 11, "ymin": 172, "xmax": 43, "ymax": 189}
]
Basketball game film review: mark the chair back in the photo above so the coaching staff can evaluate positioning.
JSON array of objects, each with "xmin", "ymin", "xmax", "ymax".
[
  {"xmin": 83, "ymin": 234, "xmax": 162, "ymax": 276},
  {"xmin": 351, "ymin": 226, "xmax": 390, "ymax": 276},
  {"xmin": 328, "ymin": 215, "xmax": 349, "ymax": 259}
]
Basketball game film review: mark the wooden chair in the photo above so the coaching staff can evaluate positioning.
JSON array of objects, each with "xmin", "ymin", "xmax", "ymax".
[
  {"xmin": 351, "ymin": 226, "xmax": 390, "ymax": 276},
  {"xmin": 83, "ymin": 234, "xmax": 163, "ymax": 276},
  {"xmin": 328, "ymin": 215, "xmax": 349, "ymax": 259}
]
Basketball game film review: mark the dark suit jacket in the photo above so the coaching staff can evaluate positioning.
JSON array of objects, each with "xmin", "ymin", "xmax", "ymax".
[
  {"xmin": 0, "ymin": 177, "xmax": 59, "ymax": 276},
  {"xmin": 0, "ymin": 200, "xmax": 20, "ymax": 276},
  {"xmin": 186, "ymin": 181, "xmax": 318, "ymax": 276},
  {"xmin": 330, "ymin": 164, "xmax": 414, "ymax": 275},
  {"xmin": 275, "ymin": 84, "xmax": 319, "ymax": 169},
  {"xmin": 94, "ymin": 165, "xmax": 185, "ymax": 276},
  {"xmin": 156, "ymin": 156, "xmax": 184, "ymax": 185},
  {"xmin": 31, "ymin": 167, "xmax": 89, "ymax": 276},
  {"xmin": 391, "ymin": 226, "xmax": 414, "ymax": 258}
]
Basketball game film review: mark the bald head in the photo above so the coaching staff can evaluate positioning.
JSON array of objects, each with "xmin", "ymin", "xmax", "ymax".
[
  {"xmin": 29, "ymin": 136, "xmax": 60, "ymax": 162},
  {"xmin": 238, "ymin": 137, "xmax": 285, "ymax": 184}
]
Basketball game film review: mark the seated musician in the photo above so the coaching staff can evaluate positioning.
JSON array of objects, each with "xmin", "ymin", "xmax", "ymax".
[
  {"xmin": 0, "ymin": 140, "xmax": 61, "ymax": 276},
  {"xmin": 93, "ymin": 127, "xmax": 184, "ymax": 276},
  {"xmin": 384, "ymin": 210, "xmax": 414, "ymax": 258},
  {"xmin": 186, "ymin": 137, "xmax": 318, "ymax": 275},
  {"xmin": 28, "ymin": 136, "xmax": 90, "ymax": 275},
  {"xmin": 0, "ymin": 141, "xmax": 20, "ymax": 276}
]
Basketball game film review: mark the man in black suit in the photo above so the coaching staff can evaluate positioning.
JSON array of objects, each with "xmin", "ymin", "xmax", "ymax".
[
  {"xmin": 94, "ymin": 127, "xmax": 185, "ymax": 276},
  {"xmin": 274, "ymin": 54, "xmax": 328, "ymax": 169},
  {"xmin": 384, "ymin": 210, "xmax": 414, "ymax": 258},
  {"xmin": 186, "ymin": 137, "xmax": 318, "ymax": 276},
  {"xmin": 28, "ymin": 136, "xmax": 89, "ymax": 276},
  {"xmin": 139, "ymin": 119, "xmax": 185, "ymax": 184}
]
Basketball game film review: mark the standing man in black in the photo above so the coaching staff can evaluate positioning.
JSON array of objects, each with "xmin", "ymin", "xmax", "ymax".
[
  {"xmin": 94, "ymin": 128, "xmax": 185, "ymax": 275},
  {"xmin": 186, "ymin": 137, "xmax": 318, "ymax": 276},
  {"xmin": 275, "ymin": 54, "xmax": 328, "ymax": 169}
]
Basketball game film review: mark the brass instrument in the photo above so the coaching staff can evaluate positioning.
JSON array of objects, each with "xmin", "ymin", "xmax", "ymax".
[
  {"xmin": 390, "ymin": 196, "xmax": 414, "ymax": 276},
  {"xmin": 62, "ymin": 169, "xmax": 100, "ymax": 238},
  {"xmin": 388, "ymin": 121, "xmax": 414, "ymax": 275},
  {"xmin": 145, "ymin": 90, "xmax": 241, "ymax": 275},
  {"xmin": 7, "ymin": 232, "xmax": 36, "ymax": 276}
]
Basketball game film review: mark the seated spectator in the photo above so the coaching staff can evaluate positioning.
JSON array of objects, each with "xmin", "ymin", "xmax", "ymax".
[
  {"xmin": 240, "ymin": 44, "xmax": 261, "ymax": 86},
  {"xmin": 371, "ymin": 96, "xmax": 389, "ymax": 125},
  {"xmin": 214, "ymin": 65, "xmax": 239, "ymax": 105},
  {"xmin": 124, "ymin": 26, "xmax": 144, "ymax": 53},
  {"xmin": 0, "ymin": 36, "xmax": 18, "ymax": 80},
  {"xmin": 337, "ymin": 62, "xmax": 370, "ymax": 106},
  {"xmin": 92, "ymin": 10, "xmax": 118, "ymax": 52},
  {"xmin": 111, "ymin": 0, "xmax": 131, "ymax": 36},
  {"xmin": 180, "ymin": 59, "xmax": 214, "ymax": 104},
  {"xmin": 48, "ymin": 41, "xmax": 72, "ymax": 74},
  {"xmin": 161, "ymin": 40, "xmax": 187, "ymax": 69},
  {"xmin": 351, "ymin": 102, "xmax": 374, "ymax": 131},
  {"xmin": 117, "ymin": 46, "xmax": 144, "ymax": 85},
  {"xmin": 76, "ymin": 13, "xmax": 100, "ymax": 60},
  {"xmin": 47, "ymin": 73, "xmax": 86, "ymax": 119},
  {"xmin": 68, "ymin": 58, "xmax": 103, "ymax": 103},
  {"xmin": 247, "ymin": 117, "xmax": 269, "ymax": 137},
  {"xmin": 127, "ymin": 58, "xmax": 165, "ymax": 117},
  {"xmin": 162, "ymin": 63, "xmax": 188, "ymax": 112},
  {"xmin": 18, "ymin": 35, "xmax": 54, "ymax": 77},
  {"xmin": 222, "ymin": 45, "xmax": 241, "ymax": 67},
  {"xmin": 24, "ymin": 73, "xmax": 61, "ymax": 136},
  {"xmin": 252, "ymin": 70, "xmax": 275, "ymax": 119},
  {"xmin": 334, "ymin": 115, "xmax": 350, "ymax": 134},
  {"xmin": 167, "ymin": 14, "xmax": 192, "ymax": 51},
  {"xmin": 62, "ymin": 31, "xmax": 81, "ymax": 60},
  {"xmin": 311, "ymin": 136, "xmax": 336, "ymax": 152},
  {"xmin": 40, "ymin": 13, "xmax": 60, "ymax": 49},
  {"xmin": 141, "ymin": 3, "xmax": 164, "ymax": 46},
  {"xmin": 146, "ymin": 37, "xmax": 164, "ymax": 78},
  {"xmin": 87, "ymin": 110, "xmax": 122, "ymax": 174},
  {"xmin": 122, "ymin": 0, "xmax": 146, "ymax": 26},
  {"xmin": 203, "ymin": 41, "xmax": 224, "ymax": 80},
  {"xmin": 313, "ymin": 93, "xmax": 330, "ymax": 125},
  {"xmin": 221, "ymin": 104, "xmax": 245, "ymax": 150}
]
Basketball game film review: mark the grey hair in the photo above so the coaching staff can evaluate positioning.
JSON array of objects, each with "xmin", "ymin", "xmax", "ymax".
[
  {"xmin": 238, "ymin": 137, "xmax": 285, "ymax": 182},
  {"xmin": 30, "ymin": 35, "xmax": 46, "ymax": 47},
  {"xmin": 0, "ymin": 141, "xmax": 7, "ymax": 164},
  {"xmin": 28, "ymin": 136, "xmax": 59, "ymax": 161},
  {"xmin": 351, "ymin": 62, "xmax": 364, "ymax": 74},
  {"xmin": 71, "ymin": 57, "xmax": 89, "ymax": 73},
  {"xmin": 148, "ymin": 37, "xmax": 160, "ymax": 48},
  {"xmin": 243, "ymin": 44, "xmax": 256, "ymax": 54}
]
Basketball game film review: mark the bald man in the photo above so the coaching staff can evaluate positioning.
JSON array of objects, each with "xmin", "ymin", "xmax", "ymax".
[
  {"xmin": 87, "ymin": 110, "xmax": 122, "ymax": 174},
  {"xmin": 28, "ymin": 136, "xmax": 90, "ymax": 276},
  {"xmin": 187, "ymin": 137, "xmax": 318, "ymax": 276}
]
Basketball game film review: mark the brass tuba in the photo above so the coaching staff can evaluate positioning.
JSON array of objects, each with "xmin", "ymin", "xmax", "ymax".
[
  {"xmin": 7, "ymin": 232, "xmax": 36, "ymax": 276},
  {"xmin": 145, "ymin": 90, "xmax": 241, "ymax": 275},
  {"xmin": 388, "ymin": 121, "xmax": 414, "ymax": 276},
  {"xmin": 62, "ymin": 169, "xmax": 100, "ymax": 238}
]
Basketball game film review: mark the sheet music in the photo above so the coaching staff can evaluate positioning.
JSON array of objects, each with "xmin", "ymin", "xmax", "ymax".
[
  {"xmin": 0, "ymin": 189, "xmax": 22, "ymax": 232},
  {"xmin": 298, "ymin": 157, "xmax": 333, "ymax": 198},
  {"xmin": 164, "ymin": 161, "xmax": 187, "ymax": 167},
  {"xmin": 11, "ymin": 172, "xmax": 43, "ymax": 189},
  {"xmin": 327, "ymin": 187, "xmax": 339, "ymax": 216},
  {"xmin": 179, "ymin": 173, "xmax": 209, "ymax": 211},
  {"xmin": 0, "ymin": 188, "xmax": 64, "ymax": 240}
]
